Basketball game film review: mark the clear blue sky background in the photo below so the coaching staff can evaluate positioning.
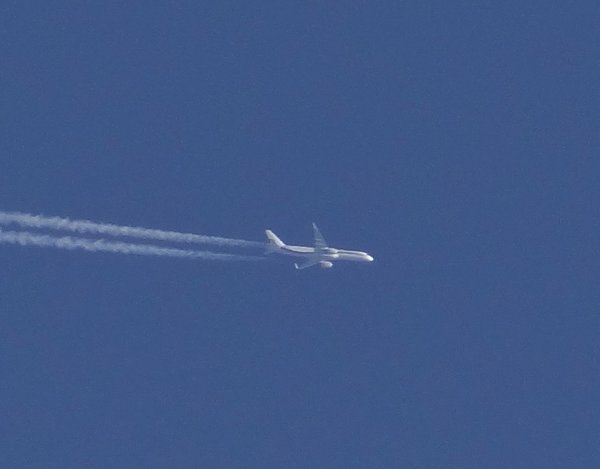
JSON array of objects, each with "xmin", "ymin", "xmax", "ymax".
[{"xmin": 1, "ymin": 2, "xmax": 598, "ymax": 467}]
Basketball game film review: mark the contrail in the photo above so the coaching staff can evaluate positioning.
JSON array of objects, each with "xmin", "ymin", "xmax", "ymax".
[
  {"xmin": 0, "ymin": 229, "xmax": 264, "ymax": 262},
  {"xmin": 0, "ymin": 211, "xmax": 264, "ymax": 248}
]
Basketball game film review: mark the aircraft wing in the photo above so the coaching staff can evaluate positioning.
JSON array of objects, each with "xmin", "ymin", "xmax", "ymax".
[
  {"xmin": 312, "ymin": 223, "xmax": 328, "ymax": 252},
  {"xmin": 294, "ymin": 259, "xmax": 320, "ymax": 270}
]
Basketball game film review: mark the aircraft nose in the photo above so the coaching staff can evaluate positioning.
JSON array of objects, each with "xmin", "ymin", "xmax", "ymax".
[{"xmin": 366, "ymin": 255, "xmax": 374, "ymax": 262}]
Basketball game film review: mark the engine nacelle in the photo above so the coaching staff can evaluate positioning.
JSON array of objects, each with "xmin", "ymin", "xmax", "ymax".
[{"xmin": 320, "ymin": 261, "xmax": 333, "ymax": 269}]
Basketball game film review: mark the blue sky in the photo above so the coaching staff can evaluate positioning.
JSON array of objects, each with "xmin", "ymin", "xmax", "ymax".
[{"xmin": 1, "ymin": 2, "xmax": 598, "ymax": 467}]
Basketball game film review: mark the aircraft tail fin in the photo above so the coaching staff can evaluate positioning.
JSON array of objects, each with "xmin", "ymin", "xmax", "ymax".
[{"xmin": 265, "ymin": 229, "xmax": 285, "ymax": 253}]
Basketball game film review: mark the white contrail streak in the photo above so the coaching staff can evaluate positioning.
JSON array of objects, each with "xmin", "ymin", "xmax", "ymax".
[
  {"xmin": 0, "ymin": 229, "xmax": 264, "ymax": 262},
  {"xmin": 0, "ymin": 211, "xmax": 264, "ymax": 248}
]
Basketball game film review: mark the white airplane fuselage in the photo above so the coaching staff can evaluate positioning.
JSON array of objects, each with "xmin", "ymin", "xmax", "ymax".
[
  {"xmin": 279, "ymin": 245, "xmax": 373, "ymax": 262},
  {"xmin": 265, "ymin": 225, "xmax": 374, "ymax": 269}
]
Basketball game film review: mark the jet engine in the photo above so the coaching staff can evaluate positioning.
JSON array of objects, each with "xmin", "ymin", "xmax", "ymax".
[{"xmin": 320, "ymin": 261, "xmax": 333, "ymax": 268}]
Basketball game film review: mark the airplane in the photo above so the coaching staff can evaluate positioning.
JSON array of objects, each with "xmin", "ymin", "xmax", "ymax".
[{"xmin": 265, "ymin": 223, "xmax": 374, "ymax": 270}]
